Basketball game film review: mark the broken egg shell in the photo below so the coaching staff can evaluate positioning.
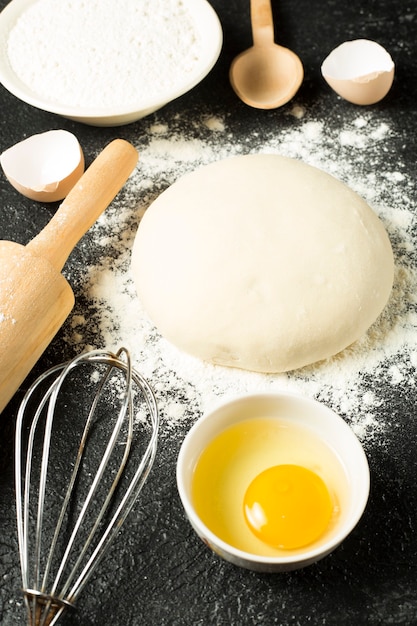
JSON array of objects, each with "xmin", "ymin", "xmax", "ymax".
[
  {"xmin": 0, "ymin": 129, "xmax": 84, "ymax": 202},
  {"xmin": 321, "ymin": 39, "xmax": 395, "ymax": 105}
]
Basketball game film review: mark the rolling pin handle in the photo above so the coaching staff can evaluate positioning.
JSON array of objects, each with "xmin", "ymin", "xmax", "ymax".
[{"xmin": 26, "ymin": 139, "xmax": 138, "ymax": 272}]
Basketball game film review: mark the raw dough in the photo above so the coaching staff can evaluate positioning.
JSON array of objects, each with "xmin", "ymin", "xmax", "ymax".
[{"xmin": 131, "ymin": 154, "xmax": 394, "ymax": 372}]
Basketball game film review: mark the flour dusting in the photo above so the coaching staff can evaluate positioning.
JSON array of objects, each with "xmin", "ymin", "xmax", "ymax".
[{"xmin": 62, "ymin": 108, "xmax": 416, "ymax": 447}]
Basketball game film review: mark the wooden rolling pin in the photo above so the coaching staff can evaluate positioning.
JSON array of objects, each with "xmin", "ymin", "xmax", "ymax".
[{"xmin": 0, "ymin": 138, "xmax": 138, "ymax": 413}]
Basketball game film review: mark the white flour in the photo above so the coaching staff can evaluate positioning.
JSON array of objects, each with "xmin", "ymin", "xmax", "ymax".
[
  {"xmin": 63, "ymin": 106, "xmax": 416, "ymax": 447},
  {"xmin": 7, "ymin": 0, "xmax": 203, "ymax": 108}
]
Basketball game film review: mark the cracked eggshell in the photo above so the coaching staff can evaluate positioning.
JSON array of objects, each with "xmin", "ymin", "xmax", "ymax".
[
  {"xmin": 321, "ymin": 39, "xmax": 395, "ymax": 105},
  {"xmin": 0, "ymin": 129, "xmax": 84, "ymax": 202}
]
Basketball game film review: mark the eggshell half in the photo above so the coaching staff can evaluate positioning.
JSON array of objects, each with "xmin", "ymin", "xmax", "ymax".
[
  {"xmin": 0, "ymin": 129, "xmax": 84, "ymax": 202},
  {"xmin": 321, "ymin": 39, "xmax": 395, "ymax": 105}
]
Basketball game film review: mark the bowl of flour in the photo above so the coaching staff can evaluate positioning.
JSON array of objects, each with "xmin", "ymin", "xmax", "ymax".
[{"xmin": 0, "ymin": 0, "xmax": 223, "ymax": 126}]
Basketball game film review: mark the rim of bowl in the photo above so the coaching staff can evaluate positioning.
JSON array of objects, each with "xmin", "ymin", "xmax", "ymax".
[
  {"xmin": 0, "ymin": 0, "xmax": 223, "ymax": 123},
  {"xmin": 176, "ymin": 391, "xmax": 370, "ymax": 567}
]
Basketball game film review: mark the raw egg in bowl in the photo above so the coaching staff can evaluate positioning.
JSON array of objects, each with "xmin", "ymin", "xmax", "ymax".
[{"xmin": 176, "ymin": 393, "xmax": 369, "ymax": 572}]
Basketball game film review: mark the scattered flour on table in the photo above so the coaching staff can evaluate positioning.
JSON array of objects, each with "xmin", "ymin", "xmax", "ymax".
[
  {"xmin": 7, "ymin": 0, "xmax": 204, "ymax": 109},
  {"xmin": 64, "ymin": 108, "xmax": 417, "ymax": 446}
]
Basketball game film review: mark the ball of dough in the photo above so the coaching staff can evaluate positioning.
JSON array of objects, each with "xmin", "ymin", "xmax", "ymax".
[{"xmin": 131, "ymin": 154, "xmax": 394, "ymax": 372}]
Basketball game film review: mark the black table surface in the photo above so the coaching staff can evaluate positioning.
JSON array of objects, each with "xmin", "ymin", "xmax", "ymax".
[{"xmin": 1, "ymin": 1, "xmax": 417, "ymax": 624}]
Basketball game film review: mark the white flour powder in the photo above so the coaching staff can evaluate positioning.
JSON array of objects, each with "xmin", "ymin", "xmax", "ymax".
[
  {"xmin": 7, "ymin": 0, "xmax": 203, "ymax": 108},
  {"xmin": 62, "ymin": 106, "xmax": 416, "ymax": 446}
]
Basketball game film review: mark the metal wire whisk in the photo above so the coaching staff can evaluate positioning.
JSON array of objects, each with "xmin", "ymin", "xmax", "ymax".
[{"xmin": 15, "ymin": 348, "xmax": 159, "ymax": 626}]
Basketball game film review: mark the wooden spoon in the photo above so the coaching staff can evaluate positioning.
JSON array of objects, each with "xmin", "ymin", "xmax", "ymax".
[
  {"xmin": 229, "ymin": 0, "xmax": 303, "ymax": 109},
  {"xmin": 0, "ymin": 139, "xmax": 138, "ymax": 413}
]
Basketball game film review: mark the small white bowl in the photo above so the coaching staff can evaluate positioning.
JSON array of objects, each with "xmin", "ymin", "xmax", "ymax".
[
  {"xmin": 0, "ymin": 0, "xmax": 223, "ymax": 126},
  {"xmin": 177, "ymin": 392, "xmax": 370, "ymax": 572}
]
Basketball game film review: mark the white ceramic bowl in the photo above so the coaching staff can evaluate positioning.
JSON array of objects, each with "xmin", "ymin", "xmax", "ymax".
[
  {"xmin": 0, "ymin": 0, "xmax": 223, "ymax": 126},
  {"xmin": 177, "ymin": 392, "xmax": 370, "ymax": 572}
]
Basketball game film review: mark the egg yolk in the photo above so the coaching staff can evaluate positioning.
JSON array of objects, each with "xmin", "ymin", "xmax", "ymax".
[{"xmin": 243, "ymin": 464, "xmax": 333, "ymax": 550}]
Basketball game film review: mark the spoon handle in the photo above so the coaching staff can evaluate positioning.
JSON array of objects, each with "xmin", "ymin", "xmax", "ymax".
[{"xmin": 251, "ymin": 0, "xmax": 274, "ymax": 47}]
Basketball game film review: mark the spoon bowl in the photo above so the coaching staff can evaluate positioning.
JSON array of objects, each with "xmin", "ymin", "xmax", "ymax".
[{"xmin": 229, "ymin": 0, "xmax": 303, "ymax": 109}]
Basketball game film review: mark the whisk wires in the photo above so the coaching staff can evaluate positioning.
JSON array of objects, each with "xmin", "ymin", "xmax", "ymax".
[{"xmin": 15, "ymin": 348, "xmax": 159, "ymax": 626}]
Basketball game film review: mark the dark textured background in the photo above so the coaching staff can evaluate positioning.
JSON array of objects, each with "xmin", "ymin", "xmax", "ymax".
[{"xmin": 1, "ymin": 0, "xmax": 417, "ymax": 624}]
